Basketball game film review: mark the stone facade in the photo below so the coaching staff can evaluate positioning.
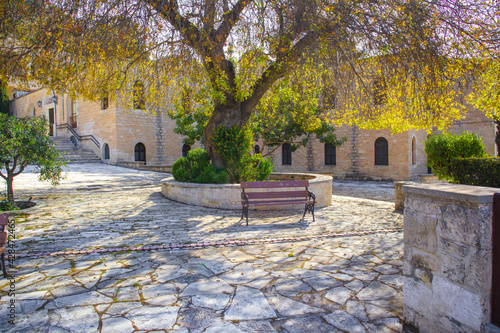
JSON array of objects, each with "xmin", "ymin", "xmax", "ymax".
[
  {"xmin": 8, "ymin": 87, "xmax": 497, "ymax": 181},
  {"xmin": 402, "ymin": 183, "xmax": 499, "ymax": 332}
]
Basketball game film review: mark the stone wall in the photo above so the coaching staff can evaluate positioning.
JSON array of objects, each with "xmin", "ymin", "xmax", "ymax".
[
  {"xmin": 402, "ymin": 183, "xmax": 499, "ymax": 332},
  {"xmin": 161, "ymin": 173, "xmax": 332, "ymax": 210},
  {"xmin": 268, "ymin": 127, "xmax": 430, "ymax": 181}
]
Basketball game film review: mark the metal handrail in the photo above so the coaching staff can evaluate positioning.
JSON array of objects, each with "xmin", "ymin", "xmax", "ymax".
[{"xmin": 56, "ymin": 123, "xmax": 100, "ymax": 149}]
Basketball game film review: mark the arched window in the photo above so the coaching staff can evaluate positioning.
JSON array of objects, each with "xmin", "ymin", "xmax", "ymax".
[
  {"xmin": 135, "ymin": 143, "xmax": 146, "ymax": 162},
  {"xmin": 133, "ymin": 80, "xmax": 145, "ymax": 110},
  {"xmin": 375, "ymin": 137, "xmax": 389, "ymax": 165},
  {"xmin": 182, "ymin": 144, "xmax": 191, "ymax": 157},
  {"xmin": 282, "ymin": 143, "xmax": 291, "ymax": 165},
  {"xmin": 103, "ymin": 143, "xmax": 110, "ymax": 160},
  {"xmin": 254, "ymin": 145, "xmax": 260, "ymax": 154},
  {"xmin": 325, "ymin": 143, "xmax": 336, "ymax": 165},
  {"xmin": 411, "ymin": 137, "xmax": 416, "ymax": 165}
]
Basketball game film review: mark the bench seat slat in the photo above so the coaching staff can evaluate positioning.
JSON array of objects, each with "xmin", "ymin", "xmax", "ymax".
[
  {"xmin": 242, "ymin": 190, "xmax": 308, "ymax": 200},
  {"xmin": 244, "ymin": 199, "xmax": 314, "ymax": 207},
  {"xmin": 241, "ymin": 180, "xmax": 309, "ymax": 189}
]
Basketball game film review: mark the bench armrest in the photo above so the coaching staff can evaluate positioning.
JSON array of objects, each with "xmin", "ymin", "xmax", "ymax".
[{"xmin": 308, "ymin": 191, "xmax": 316, "ymax": 203}]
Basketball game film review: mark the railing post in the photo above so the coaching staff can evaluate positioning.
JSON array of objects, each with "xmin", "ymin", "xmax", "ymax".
[{"xmin": 493, "ymin": 193, "xmax": 500, "ymax": 326}]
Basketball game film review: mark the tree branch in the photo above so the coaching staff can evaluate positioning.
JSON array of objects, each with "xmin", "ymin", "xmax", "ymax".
[
  {"xmin": 214, "ymin": 0, "xmax": 248, "ymax": 46},
  {"xmin": 144, "ymin": 0, "xmax": 204, "ymax": 51},
  {"xmin": 241, "ymin": 30, "xmax": 318, "ymax": 123}
]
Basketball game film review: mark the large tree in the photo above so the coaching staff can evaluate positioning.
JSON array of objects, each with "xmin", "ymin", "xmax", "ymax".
[{"xmin": 1, "ymin": 0, "xmax": 498, "ymax": 166}]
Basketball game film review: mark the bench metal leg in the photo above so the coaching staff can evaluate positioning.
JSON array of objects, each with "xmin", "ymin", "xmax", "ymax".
[
  {"xmin": 302, "ymin": 205, "xmax": 308, "ymax": 222},
  {"xmin": 302, "ymin": 203, "xmax": 315, "ymax": 222},
  {"xmin": 1, "ymin": 252, "xmax": 6, "ymax": 278},
  {"xmin": 245, "ymin": 207, "xmax": 249, "ymax": 226}
]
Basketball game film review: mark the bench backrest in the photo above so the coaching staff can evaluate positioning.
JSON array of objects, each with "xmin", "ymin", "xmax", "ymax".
[
  {"xmin": 241, "ymin": 180, "xmax": 310, "ymax": 200},
  {"xmin": 0, "ymin": 213, "xmax": 7, "ymax": 233},
  {"xmin": 241, "ymin": 180, "xmax": 309, "ymax": 189}
]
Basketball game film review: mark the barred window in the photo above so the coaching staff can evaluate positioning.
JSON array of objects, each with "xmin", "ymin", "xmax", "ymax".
[
  {"xmin": 282, "ymin": 143, "xmax": 291, "ymax": 165},
  {"xmin": 375, "ymin": 137, "xmax": 388, "ymax": 165},
  {"xmin": 325, "ymin": 143, "xmax": 336, "ymax": 165},
  {"xmin": 135, "ymin": 143, "xmax": 146, "ymax": 162}
]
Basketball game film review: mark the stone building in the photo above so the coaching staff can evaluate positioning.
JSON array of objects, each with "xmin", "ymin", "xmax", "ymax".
[
  {"xmin": 267, "ymin": 104, "xmax": 497, "ymax": 181},
  {"xmin": 8, "ymin": 86, "xmax": 497, "ymax": 181}
]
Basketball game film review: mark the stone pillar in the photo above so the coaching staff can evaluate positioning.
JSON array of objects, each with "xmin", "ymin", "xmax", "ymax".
[
  {"xmin": 402, "ymin": 183, "xmax": 500, "ymax": 333},
  {"xmin": 394, "ymin": 181, "xmax": 416, "ymax": 211}
]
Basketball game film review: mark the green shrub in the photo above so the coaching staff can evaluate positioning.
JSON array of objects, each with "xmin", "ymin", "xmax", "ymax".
[
  {"xmin": 450, "ymin": 157, "xmax": 500, "ymax": 187},
  {"xmin": 424, "ymin": 132, "xmax": 486, "ymax": 181},
  {"xmin": 186, "ymin": 148, "xmax": 211, "ymax": 176},
  {"xmin": 211, "ymin": 126, "xmax": 273, "ymax": 183},
  {"xmin": 240, "ymin": 154, "xmax": 274, "ymax": 182},
  {"xmin": 194, "ymin": 166, "xmax": 230, "ymax": 184},
  {"xmin": 172, "ymin": 148, "xmax": 230, "ymax": 184},
  {"xmin": 171, "ymin": 157, "xmax": 192, "ymax": 182}
]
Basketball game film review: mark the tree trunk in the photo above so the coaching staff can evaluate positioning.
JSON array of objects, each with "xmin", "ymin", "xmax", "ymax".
[
  {"xmin": 203, "ymin": 102, "xmax": 248, "ymax": 168},
  {"xmin": 6, "ymin": 175, "xmax": 14, "ymax": 204}
]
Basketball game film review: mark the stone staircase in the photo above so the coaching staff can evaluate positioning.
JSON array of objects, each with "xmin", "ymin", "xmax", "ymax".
[{"xmin": 50, "ymin": 137, "xmax": 102, "ymax": 164}]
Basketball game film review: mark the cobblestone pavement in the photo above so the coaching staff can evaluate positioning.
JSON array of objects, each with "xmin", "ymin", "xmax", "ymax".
[{"xmin": 0, "ymin": 164, "xmax": 403, "ymax": 332}]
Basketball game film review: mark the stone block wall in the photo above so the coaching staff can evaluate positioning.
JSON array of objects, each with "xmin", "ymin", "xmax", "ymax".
[
  {"xmin": 402, "ymin": 183, "xmax": 499, "ymax": 332},
  {"xmin": 269, "ymin": 127, "xmax": 429, "ymax": 181}
]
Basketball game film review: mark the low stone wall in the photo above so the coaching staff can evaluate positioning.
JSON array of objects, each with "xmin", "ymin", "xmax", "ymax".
[
  {"xmin": 161, "ymin": 173, "xmax": 332, "ymax": 210},
  {"xmin": 402, "ymin": 183, "xmax": 500, "ymax": 332},
  {"xmin": 116, "ymin": 161, "xmax": 146, "ymax": 169}
]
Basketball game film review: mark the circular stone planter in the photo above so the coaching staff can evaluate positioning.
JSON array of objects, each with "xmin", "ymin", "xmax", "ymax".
[{"xmin": 161, "ymin": 172, "xmax": 332, "ymax": 210}]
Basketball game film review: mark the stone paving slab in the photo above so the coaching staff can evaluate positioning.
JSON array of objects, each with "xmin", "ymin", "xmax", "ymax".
[{"xmin": 1, "ymin": 164, "xmax": 403, "ymax": 332}]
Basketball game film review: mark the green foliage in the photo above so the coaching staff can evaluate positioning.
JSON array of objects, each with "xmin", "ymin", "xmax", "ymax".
[
  {"xmin": 171, "ymin": 157, "xmax": 192, "ymax": 182},
  {"xmin": 211, "ymin": 126, "xmax": 273, "ymax": 183},
  {"xmin": 171, "ymin": 148, "xmax": 229, "ymax": 184},
  {"xmin": 424, "ymin": 132, "xmax": 486, "ymax": 181},
  {"xmin": 240, "ymin": 154, "xmax": 274, "ymax": 182},
  {"xmin": 0, "ymin": 197, "xmax": 18, "ymax": 212},
  {"xmin": 168, "ymin": 86, "xmax": 213, "ymax": 146},
  {"xmin": 195, "ymin": 166, "xmax": 230, "ymax": 184},
  {"xmin": 0, "ymin": 81, "xmax": 8, "ymax": 115},
  {"xmin": 186, "ymin": 148, "xmax": 211, "ymax": 176},
  {"xmin": 495, "ymin": 117, "xmax": 500, "ymax": 156},
  {"xmin": 0, "ymin": 114, "xmax": 66, "ymax": 204},
  {"xmin": 450, "ymin": 157, "xmax": 500, "ymax": 187}
]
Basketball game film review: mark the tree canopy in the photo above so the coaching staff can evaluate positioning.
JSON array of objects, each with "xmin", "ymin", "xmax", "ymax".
[{"xmin": 1, "ymin": 0, "xmax": 499, "ymax": 165}]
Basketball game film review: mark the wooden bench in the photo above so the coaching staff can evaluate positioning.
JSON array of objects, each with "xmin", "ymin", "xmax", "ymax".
[
  {"xmin": 0, "ymin": 213, "xmax": 8, "ymax": 278},
  {"xmin": 240, "ymin": 180, "xmax": 315, "ymax": 226}
]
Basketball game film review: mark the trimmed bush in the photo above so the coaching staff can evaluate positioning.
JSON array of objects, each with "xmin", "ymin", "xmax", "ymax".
[
  {"xmin": 172, "ymin": 148, "xmax": 230, "ymax": 184},
  {"xmin": 424, "ymin": 132, "xmax": 486, "ymax": 181},
  {"xmin": 171, "ymin": 157, "xmax": 192, "ymax": 182},
  {"xmin": 450, "ymin": 157, "xmax": 500, "ymax": 187},
  {"xmin": 172, "ymin": 148, "xmax": 210, "ymax": 182}
]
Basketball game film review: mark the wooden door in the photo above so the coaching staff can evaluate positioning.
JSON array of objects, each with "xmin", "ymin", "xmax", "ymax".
[{"xmin": 48, "ymin": 108, "xmax": 55, "ymax": 136}]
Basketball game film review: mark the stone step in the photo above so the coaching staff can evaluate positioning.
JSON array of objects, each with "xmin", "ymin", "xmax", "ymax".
[{"xmin": 50, "ymin": 137, "xmax": 102, "ymax": 164}]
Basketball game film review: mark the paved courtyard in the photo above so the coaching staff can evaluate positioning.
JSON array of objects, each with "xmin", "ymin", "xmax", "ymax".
[{"xmin": 0, "ymin": 164, "xmax": 403, "ymax": 332}]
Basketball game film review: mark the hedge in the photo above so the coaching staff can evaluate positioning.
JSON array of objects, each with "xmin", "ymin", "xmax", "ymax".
[{"xmin": 450, "ymin": 157, "xmax": 500, "ymax": 188}]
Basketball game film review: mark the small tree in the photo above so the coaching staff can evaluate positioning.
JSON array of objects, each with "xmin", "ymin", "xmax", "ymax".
[
  {"xmin": 424, "ymin": 132, "xmax": 486, "ymax": 182},
  {"xmin": 0, "ymin": 114, "xmax": 66, "ymax": 206}
]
